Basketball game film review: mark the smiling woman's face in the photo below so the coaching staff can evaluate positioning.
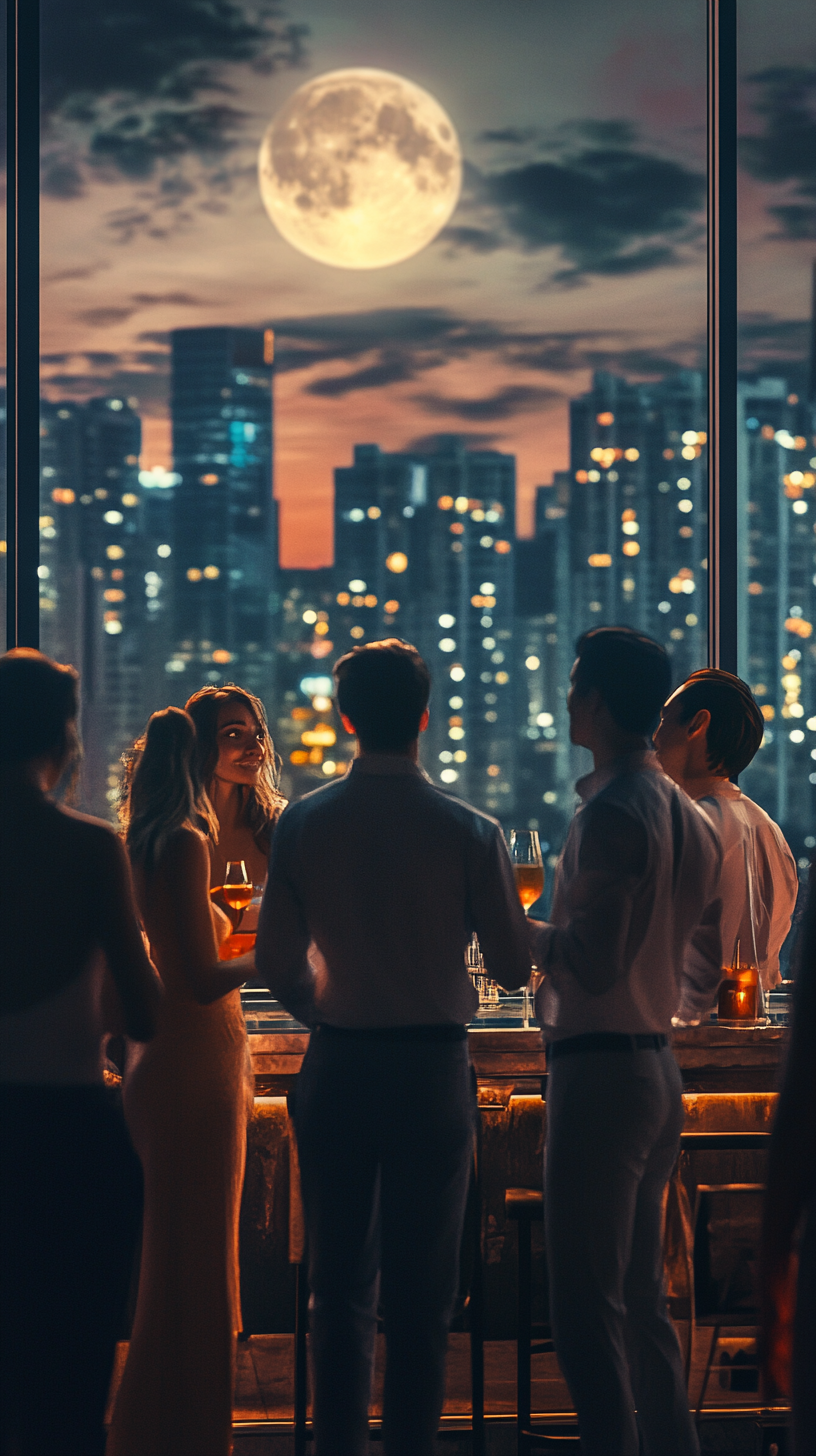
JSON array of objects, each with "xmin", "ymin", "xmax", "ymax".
[{"xmin": 214, "ymin": 699, "xmax": 266, "ymax": 786}]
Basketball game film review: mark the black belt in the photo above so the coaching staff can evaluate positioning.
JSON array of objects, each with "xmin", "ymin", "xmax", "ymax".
[
  {"xmin": 546, "ymin": 1032, "xmax": 668, "ymax": 1059},
  {"xmin": 315, "ymin": 1022, "xmax": 467, "ymax": 1044}
]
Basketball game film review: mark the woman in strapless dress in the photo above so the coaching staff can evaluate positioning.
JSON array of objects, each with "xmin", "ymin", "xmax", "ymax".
[
  {"xmin": 185, "ymin": 685, "xmax": 286, "ymax": 943},
  {"xmin": 107, "ymin": 708, "xmax": 256, "ymax": 1456}
]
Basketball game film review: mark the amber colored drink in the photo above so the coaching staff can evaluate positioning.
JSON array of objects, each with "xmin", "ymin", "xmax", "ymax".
[
  {"xmin": 219, "ymin": 932, "xmax": 256, "ymax": 961},
  {"xmin": 514, "ymin": 864, "xmax": 544, "ymax": 909},
  {"xmin": 222, "ymin": 884, "xmax": 253, "ymax": 912},
  {"xmin": 717, "ymin": 964, "xmax": 759, "ymax": 1021}
]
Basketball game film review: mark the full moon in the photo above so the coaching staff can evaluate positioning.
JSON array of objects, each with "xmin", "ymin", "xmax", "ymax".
[{"xmin": 258, "ymin": 68, "xmax": 462, "ymax": 269}]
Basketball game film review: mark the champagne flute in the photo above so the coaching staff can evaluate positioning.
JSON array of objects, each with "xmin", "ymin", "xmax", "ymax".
[
  {"xmin": 509, "ymin": 829, "xmax": 544, "ymax": 914},
  {"xmin": 509, "ymin": 829, "xmax": 544, "ymax": 1028}
]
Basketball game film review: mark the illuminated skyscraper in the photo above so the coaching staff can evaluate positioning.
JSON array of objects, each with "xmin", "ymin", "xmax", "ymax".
[
  {"xmin": 39, "ymin": 396, "xmax": 166, "ymax": 814},
  {"xmin": 332, "ymin": 438, "xmax": 517, "ymax": 817},
  {"xmin": 568, "ymin": 370, "xmax": 708, "ymax": 682},
  {"xmin": 514, "ymin": 474, "xmax": 572, "ymax": 851},
  {"xmin": 168, "ymin": 327, "xmax": 278, "ymax": 704},
  {"xmin": 738, "ymin": 376, "xmax": 816, "ymax": 854}
]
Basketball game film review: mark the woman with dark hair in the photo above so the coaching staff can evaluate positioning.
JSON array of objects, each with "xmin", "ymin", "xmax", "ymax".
[
  {"xmin": 108, "ymin": 708, "xmax": 256, "ymax": 1456},
  {"xmin": 185, "ymin": 685, "xmax": 286, "ymax": 919},
  {"xmin": 0, "ymin": 648, "xmax": 160, "ymax": 1456}
]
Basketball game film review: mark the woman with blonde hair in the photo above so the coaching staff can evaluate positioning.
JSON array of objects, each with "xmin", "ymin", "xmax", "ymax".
[
  {"xmin": 108, "ymin": 707, "xmax": 255, "ymax": 1456},
  {"xmin": 185, "ymin": 685, "xmax": 286, "ymax": 920}
]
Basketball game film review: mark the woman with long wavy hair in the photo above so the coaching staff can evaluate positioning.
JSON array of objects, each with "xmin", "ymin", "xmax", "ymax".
[
  {"xmin": 185, "ymin": 685, "xmax": 287, "ymax": 932},
  {"xmin": 108, "ymin": 708, "xmax": 256, "ymax": 1456}
]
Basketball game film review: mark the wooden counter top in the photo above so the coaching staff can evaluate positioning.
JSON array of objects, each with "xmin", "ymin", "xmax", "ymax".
[{"xmin": 248, "ymin": 1020, "xmax": 788, "ymax": 1094}]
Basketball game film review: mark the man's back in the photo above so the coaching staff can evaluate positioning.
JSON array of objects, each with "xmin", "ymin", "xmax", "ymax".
[
  {"xmin": 695, "ymin": 782, "xmax": 798, "ymax": 987},
  {"xmin": 257, "ymin": 755, "xmax": 531, "ymax": 1027}
]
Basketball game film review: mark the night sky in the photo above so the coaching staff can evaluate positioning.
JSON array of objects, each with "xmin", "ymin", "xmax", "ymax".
[{"xmin": 40, "ymin": 0, "xmax": 816, "ymax": 564}]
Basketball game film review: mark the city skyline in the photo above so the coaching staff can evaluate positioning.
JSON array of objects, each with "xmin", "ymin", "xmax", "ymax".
[{"xmin": 33, "ymin": 303, "xmax": 816, "ymax": 873}]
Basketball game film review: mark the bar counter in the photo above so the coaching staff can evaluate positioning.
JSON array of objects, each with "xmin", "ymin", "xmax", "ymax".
[
  {"xmin": 243, "ymin": 993, "xmax": 788, "ymax": 1094},
  {"xmin": 238, "ymin": 998, "xmax": 787, "ymax": 1337}
]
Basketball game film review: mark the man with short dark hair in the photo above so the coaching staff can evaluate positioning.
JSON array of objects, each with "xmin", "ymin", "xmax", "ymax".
[
  {"xmin": 256, "ymin": 639, "xmax": 531, "ymax": 1456},
  {"xmin": 655, "ymin": 669, "xmax": 797, "ymax": 1003},
  {"xmin": 529, "ymin": 627, "xmax": 723, "ymax": 1456}
]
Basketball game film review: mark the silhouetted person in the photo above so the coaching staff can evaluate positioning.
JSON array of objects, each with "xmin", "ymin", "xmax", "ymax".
[
  {"xmin": 0, "ymin": 649, "xmax": 160, "ymax": 1456},
  {"xmin": 256, "ymin": 639, "xmax": 531, "ymax": 1456},
  {"xmin": 656, "ymin": 668, "xmax": 797, "ymax": 1005},
  {"xmin": 528, "ymin": 628, "xmax": 723, "ymax": 1456},
  {"xmin": 761, "ymin": 860, "xmax": 816, "ymax": 1454}
]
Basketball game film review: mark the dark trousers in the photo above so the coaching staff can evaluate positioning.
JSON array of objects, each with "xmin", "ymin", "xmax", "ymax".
[
  {"xmin": 793, "ymin": 1197, "xmax": 816, "ymax": 1456},
  {"xmin": 0, "ymin": 1084, "xmax": 142, "ymax": 1456},
  {"xmin": 545, "ymin": 1046, "xmax": 698, "ymax": 1456},
  {"xmin": 294, "ymin": 1029, "xmax": 475, "ymax": 1456}
]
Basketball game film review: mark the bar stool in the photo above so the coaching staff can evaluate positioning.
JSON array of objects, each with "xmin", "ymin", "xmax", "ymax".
[
  {"xmin": 505, "ymin": 1188, "xmax": 579, "ymax": 1455},
  {"xmin": 677, "ymin": 1131, "xmax": 770, "ymax": 1424}
]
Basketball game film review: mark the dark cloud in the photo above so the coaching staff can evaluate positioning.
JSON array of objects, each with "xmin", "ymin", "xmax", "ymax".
[
  {"xmin": 130, "ymin": 291, "xmax": 204, "ymax": 307},
  {"xmin": 306, "ymin": 358, "xmax": 418, "ymax": 398},
  {"xmin": 76, "ymin": 292, "xmax": 209, "ymax": 328},
  {"xmin": 38, "ymin": 0, "xmax": 309, "ymax": 231},
  {"xmin": 414, "ymin": 384, "xmax": 561, "ymax": 422},
  {"xmin": 447, "ymin": 121, "xmax": 704, "ymax": 281},
  {"xmin": 486, "ymin": 150, "xmax": 703, "ymax": 279},
  {"xmin": 477, "ymin": 127, "xmax": 538, "ymax": 147},
  {"xmin": 741, "ymin": 68, "xmax": 816, "ymax": 239},
  {"xmin": 77, "ymin": 306, "xmax": 136, "ymax": 328},
  {"xmin": 266, "ymin": 306, "xmax": 705, "ymax": 401},
  {"xmin": 439, "ymin": 225, "xmax": 504, "ymax": 254},
  {"xmin": 738, "ymin": 314, "xmax": 812, "ymax": 369},
  {"xmin": 404, "ymin": 431, "xmax": 503, "ymax": 452}
]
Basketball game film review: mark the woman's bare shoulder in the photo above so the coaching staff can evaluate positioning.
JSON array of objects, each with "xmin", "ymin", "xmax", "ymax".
[{"xmin": 157, "ymin": 824, "xmax": 210, "ymax": 871}]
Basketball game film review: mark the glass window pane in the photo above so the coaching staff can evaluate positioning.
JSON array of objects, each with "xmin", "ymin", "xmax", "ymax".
[
  {"xmin": 737, "ymin": 0, "xmax": 816, "ymax": 903},
  {"xmin": 40, "ymin": 0, "xmax": 706, "ymax": 848}
]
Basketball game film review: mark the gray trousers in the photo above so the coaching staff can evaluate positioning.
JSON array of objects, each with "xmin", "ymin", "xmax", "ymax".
[
  {"xmin": 294, "ymin": 1029, "xmax": 475, "ymax": 1456},
  {"xmin": 545, "ymin": 1045, "xmax": 699, "ymax": 1456}
]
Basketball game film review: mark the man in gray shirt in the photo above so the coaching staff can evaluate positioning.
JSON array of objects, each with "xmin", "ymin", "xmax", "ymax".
[
  {"xmin": 529, "ymin": 628, "xmax": 723, "ymax": 1456},
  {"xmin": 256, "ymin": 639, "xmax": 531, "ymax": 1456}
]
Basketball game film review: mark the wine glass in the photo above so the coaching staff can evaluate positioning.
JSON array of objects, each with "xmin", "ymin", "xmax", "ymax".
[
  {"xmin": 509, "ymin": 829, "xmax": 544, "ymax": 915},
  {"xmin": 509, "ymin": 829, "xmax": 544, "ymax": 1027},
  {"xmin": 222, "ymin": 861, "xmax": 253, "ymax": 924}
]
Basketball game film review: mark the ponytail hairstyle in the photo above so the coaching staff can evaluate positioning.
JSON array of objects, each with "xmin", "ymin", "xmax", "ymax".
[
  {"xmin": 184, "ymin": 685, "xmax": 286, "ymax": 856},
  {"xmin": 121, "ymin": 707, "xmax": 218, "ymax": 871}
]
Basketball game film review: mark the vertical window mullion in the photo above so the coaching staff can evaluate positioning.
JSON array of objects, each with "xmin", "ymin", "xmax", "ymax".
[
  {"xmin": 707, "ymin": 0, "xmax": 739, "ymax": 673},
  {"xmin": 5, "ymin": 0, "xmax": 40, "ymax": 650}
]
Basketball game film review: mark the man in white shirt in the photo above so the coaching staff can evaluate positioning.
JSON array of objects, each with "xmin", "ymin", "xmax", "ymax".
[
  {"xmin": 655, "ymin": 668, "xmax": 798, "ymax": 1006},
  {"xmin": 529, "ymin": 627, "xmax": 722, "ymax": 1456},
  {"xmin": 256, "ymin": 639, "xmax": 531, "ymax": 1456}
]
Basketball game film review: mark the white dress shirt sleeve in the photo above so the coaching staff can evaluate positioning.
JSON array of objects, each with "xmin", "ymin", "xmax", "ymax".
[
  {"xmin": 255, "ymin": 810, "xmax": 318, "ymax": 1025},
  {"xmin": 529, "ymin": 800, "xmax": 650, "ymax": 997}
]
